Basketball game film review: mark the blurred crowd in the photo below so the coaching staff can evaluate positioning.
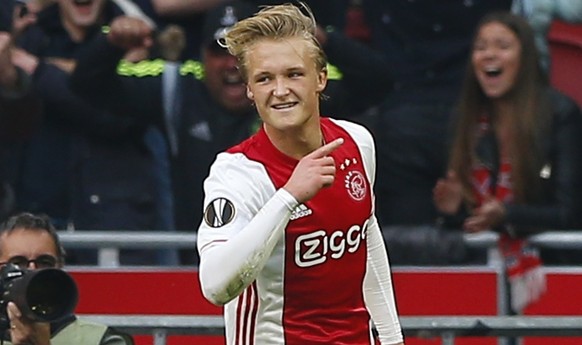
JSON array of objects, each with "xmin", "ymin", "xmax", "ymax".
[{"xmin": 1, "ymin": 0, "xmax": 581, "ymax": 266}]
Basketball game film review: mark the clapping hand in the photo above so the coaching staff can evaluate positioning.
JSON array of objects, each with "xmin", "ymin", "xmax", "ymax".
[
  {"xmin": 433, "ymin": 170, "xmax": 463, "ymax": 215},
  {"xmin": 464, "ymin": 194, "xmax": 506, "ymax": 233}
]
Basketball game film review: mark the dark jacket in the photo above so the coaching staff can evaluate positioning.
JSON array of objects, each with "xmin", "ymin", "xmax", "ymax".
[
  {"xmin": 0, "ymin": 69, "xmax": 42, "ymax": 222},
  {"xmin": 9, "ymin": 2, "xmax": 158, "ymax": 231},
  {"xmin": 504, "ymin": 88, "xmax": 582, "ymax": 231},
  {"xmin": 443, "ymin": 88, "xmax": 582, "ymax": 234},
  {"xmin": 70, "ymin": 34, "xmax": 258, "ymax": 231}
]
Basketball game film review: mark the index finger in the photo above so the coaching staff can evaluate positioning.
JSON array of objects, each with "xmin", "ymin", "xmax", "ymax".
[{"xmin": 309, "ymin": 138, "xmax": 344, "ymax": 159}]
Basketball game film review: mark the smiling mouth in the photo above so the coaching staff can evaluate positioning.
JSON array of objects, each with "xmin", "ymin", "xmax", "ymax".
[
  {"xmin": 73, "ymin": 0, "xmax": 92, "ymax": 6},
  {"xmin": 271, "ymin": 102, "xmax": 298, "ymax": 110},
  {"xmin": 484, "ymin": 66, "xmax": 502, "ymax": 77}
]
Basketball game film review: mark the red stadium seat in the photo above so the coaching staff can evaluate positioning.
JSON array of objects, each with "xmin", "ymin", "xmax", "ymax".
[{"xmin": 548, "ymin": 20, "xmax": 582, "ymax": 107}]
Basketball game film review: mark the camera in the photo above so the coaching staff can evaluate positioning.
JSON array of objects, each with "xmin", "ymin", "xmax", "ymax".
[{"xmin": 0, "ymin": 263, "xmax": 78, "ymax": 330}]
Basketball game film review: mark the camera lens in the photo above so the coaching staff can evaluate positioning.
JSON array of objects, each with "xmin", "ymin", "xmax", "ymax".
[{"xmin": 23, "ymin": 269, "xmax": 78, "ymax": 321}]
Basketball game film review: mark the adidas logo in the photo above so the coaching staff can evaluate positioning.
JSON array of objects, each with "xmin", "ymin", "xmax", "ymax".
[{"xmin": 290, "ymin": 204, "xmax": 312, "ymax": 221}]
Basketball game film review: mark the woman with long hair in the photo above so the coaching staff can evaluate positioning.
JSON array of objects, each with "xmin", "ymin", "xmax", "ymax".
[{"xmin": 434, "ymin": 11, "xmax": 582, "ymax": 312}]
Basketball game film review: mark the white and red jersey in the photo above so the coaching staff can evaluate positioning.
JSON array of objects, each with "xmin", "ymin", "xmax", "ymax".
[{"xmin": 197, "ymin": 118, "xmax": 403, "ymax": 345}]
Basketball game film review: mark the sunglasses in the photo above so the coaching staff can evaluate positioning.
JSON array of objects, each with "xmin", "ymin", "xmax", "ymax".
[{"xmin": 0, "ymin": 255, "xmax": 58, "ymax": 269}]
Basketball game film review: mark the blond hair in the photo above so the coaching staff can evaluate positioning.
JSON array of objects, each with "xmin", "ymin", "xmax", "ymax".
[{"xmin": 222, "ymin": 3, "xmax": 327, "ymax": 81}]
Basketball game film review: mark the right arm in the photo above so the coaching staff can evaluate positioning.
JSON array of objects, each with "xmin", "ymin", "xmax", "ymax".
[
  {"xmin": 198, "ymin": 139, "xmax": 344, "ymax": 305},
  {"xmin": 197, "ymin": 153, "xmax": 296, "ymax": 306}
]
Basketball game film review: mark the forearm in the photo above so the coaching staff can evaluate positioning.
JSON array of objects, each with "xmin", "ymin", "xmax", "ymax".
[{"xmin": 199, "ymin": 188, "xmax": 296, "ymax": 305}]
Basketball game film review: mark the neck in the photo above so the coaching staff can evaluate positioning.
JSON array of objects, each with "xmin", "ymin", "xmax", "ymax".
[
  {"xmin": 264, "ymin": 120, "xmax": 323, "ymax": 160},
  {"xmin": 61, "ymin": 17, "xmax": 87, "ymax": 43}
]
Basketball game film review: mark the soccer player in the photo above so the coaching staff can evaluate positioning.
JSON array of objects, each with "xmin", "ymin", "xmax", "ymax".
[{"xmin": 197, "ymin": 3, "xmax": 404, "ymax": 345}]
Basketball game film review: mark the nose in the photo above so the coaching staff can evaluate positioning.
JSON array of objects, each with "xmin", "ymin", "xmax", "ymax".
[
  {"xmin": 482, "ymin": 46, "xmax": 498, "ymax": 59},
  {"xmin": 273, "ymin": 77, "xmax": 289, "ymax": 97},
  {"xmin": 27, "ymin": 261, "xmax": 38, "ymax": 270}
]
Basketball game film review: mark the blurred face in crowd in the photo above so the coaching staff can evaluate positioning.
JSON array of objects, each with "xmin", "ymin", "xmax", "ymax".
[
  {"xmin": 203, "ymin": 45, "xmax": 251, "ymax": 114},
  {"xmin": 472, "ymin": 21, "xmax": 522, "ymax": 99},
  {"xmin": 0, "ymin": 229, "xmax": 60, "ymax": 271},
  {"xmin": 244, "ymin": 37, "xmax": 326, "ymax": 134},
  {"xmin": 57, "ymin": 0, "xmax": 106, "ymax": 29}
]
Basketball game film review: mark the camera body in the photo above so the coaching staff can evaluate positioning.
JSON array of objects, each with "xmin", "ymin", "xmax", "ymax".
[{"xmin": 0, "ymin": 263, "xmax": 79, "ymax": 330}]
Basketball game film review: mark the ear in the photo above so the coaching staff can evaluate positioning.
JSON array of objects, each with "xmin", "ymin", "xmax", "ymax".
[
  {"xmin": 246, "ymin": 84, "xmax": 254, "ymax": 100},
  {"xmin": 316, "ymin": 69, "xmax": 328, "ymax": 93}
]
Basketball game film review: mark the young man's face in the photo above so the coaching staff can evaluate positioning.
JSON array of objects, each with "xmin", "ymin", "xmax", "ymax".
[
  {"xmin": 244, "ymin": 37, "xmax": 327, "ymax": 134},
  {"xmin": 57, "ymin": 0, "xmax": 106, "ymax": 28},
  {"xmin": 203, "ymin": 45, "xmax": 250, "ymax": 114},
  {"xmin": 0, "ymin": 229, "xmax": 60, "ymax": 270}
]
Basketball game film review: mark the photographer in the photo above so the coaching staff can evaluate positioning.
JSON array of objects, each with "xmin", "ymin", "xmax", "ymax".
[{"xmin": 0, "ymin": 212, "xmax": 133, "ymax": 345}]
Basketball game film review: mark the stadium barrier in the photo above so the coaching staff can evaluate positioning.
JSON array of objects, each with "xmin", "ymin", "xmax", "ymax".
[
  {"xmin": 78, "ymin": 315, "xmax": 582, "ymax": 345},
  {"xmin": 56, "ymin": 230, "xmax": 582, "ymax": 267},
  {"xmin": 63, "ymin": 231, "xmax": 582, "ymax": 345}
]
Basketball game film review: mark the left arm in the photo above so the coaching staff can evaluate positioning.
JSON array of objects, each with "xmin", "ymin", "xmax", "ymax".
[
  {"xmin": 364, "ymin": 216, "xmax": 404, "ymax": 345},
  {"xmin": 336, "ymin": 119, "xmax": 404, "ymax": 344},
  {"xmin": 504, "ymin": 91, "xmax": 582, "ymax": 230}
]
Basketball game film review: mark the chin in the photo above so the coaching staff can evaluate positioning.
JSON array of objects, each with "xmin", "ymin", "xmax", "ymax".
[{"xmin": 73, "ymin": 17, "xmax": 98, "ymax": 27}]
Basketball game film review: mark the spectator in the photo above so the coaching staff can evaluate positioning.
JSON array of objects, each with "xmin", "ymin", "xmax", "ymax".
[
  {"xmin": 433, "ymin": 12, "xmax": 582, "ymax": 311},
  {"xmin": 0, "ymin": 31, "xmax": 41, "ymax": 223},
  {"xmin": 197, "ymin": 4, "xmax": 404, "ymax": 344},
  {"xmin": 362, "ymin": 0, "xmax": 512, "ymax": 227},
  {"xmin": 70, "ymin": 1, "xmax": 260, "ymax": 264},
  {"xmin": 512, "ymin": 0, "xmax": 582, "ymax": 72},
  {"xmin": 4, "ymin": 0, "xmax": 170, "ymax": 265},
  {"xmin": 0, "ymin": 212, "xmax": 134, "ymax": 344}
]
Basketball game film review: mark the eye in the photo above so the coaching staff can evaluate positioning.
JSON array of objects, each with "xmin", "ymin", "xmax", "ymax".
[
  {"xmin": 473, "ymin": 42, "xmax": 486, "ymax": 51},
  {"xmin": 36, "ymin": 255, "xmax": 58, "ymax": 268},
  {"xmin": 289, "ymin": 71, "xmax": 303, "ymax": 78},
  {"xmin": 254, "ymin": 75, "xmax": 270, "ymax": 83},
  {"xmin": 8, "ymin": 256, "xmax": 28, "ymax": 268}
]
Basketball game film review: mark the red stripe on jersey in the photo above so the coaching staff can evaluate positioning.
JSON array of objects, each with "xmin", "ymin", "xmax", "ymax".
[
  {"xmin": 248, "ymin": 282, "xmax": 259, "ymax": 345},
  {"xmin": 235, "ymin": 292, "xmax": 243, "ymax": 345},
  {"xmin": 236, "ymin": 283, "xmax": 259, "ymax": 345},
  {"xmin": 242, "ymin": 284, "xmax": 253, "ymax": 345}
]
